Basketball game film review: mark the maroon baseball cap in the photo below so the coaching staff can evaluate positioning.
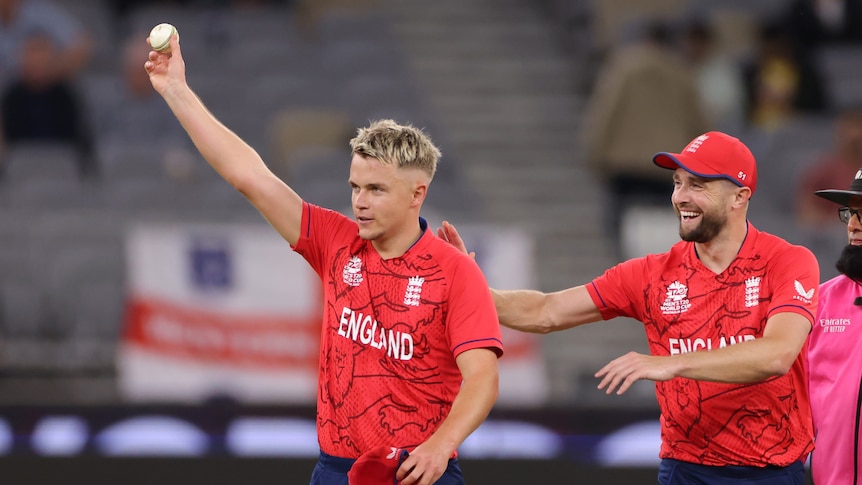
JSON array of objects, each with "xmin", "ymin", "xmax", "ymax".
[
  {"xmin": 348, "ymin": 446, "xmax": 410, "ymax": 485},
  {"xmin": 653, "ymin": 131, "xmax": 757, "ymax": 194}
]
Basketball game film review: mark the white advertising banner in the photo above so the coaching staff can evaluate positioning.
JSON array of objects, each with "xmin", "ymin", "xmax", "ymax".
[{"xmin": 118, "ymin": 222, "xmax": 547, "ymax": 406}]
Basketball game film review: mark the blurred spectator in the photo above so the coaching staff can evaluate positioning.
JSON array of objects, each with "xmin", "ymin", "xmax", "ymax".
[
  {"xmin": 681, "ymin": 18, "xmax": 746, "ymax": 133},
  {"xmin": 742, "ymin": 21, "xmax": 829, "ymax": 133},
  {"xmin": 795, "ymin": 106, "xmax": 862, "ymax": 227},
  {"xmin": 588, "ymin": 0, "xmax": 687, "ymax": 59},
  {"xmin": 582, "ymin": 19, "xmax": 708, "ymax": 259},
  {"xmin": 0, "ymin": 31, "xmax": 95, "ymax": 177},
  {"xmin": 0, "ymin": 0, "xmax": 92, "ymax": 87},
  {"xmin": 90, "ymin": 32, "xmax": 194, "ymax": 180},
  {"xmin": 781, "ymin": 0, "xmax": 862, "ymax": 50}
]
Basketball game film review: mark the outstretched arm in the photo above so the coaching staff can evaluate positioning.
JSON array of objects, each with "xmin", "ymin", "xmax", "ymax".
[
  {"xmin": 437, "ymin": 221, "xmax": 603, "ymax": 333},
  {"xmin": 596, "ymin": 311, "xmax": 812, "ymax": 394},
  {"xmin": 396, "ymin": 348, "xmax": 498, "ymax": 485},
  {"xmin": 144, "ymin": 33, "xmax": 304, "ymax": 246}
]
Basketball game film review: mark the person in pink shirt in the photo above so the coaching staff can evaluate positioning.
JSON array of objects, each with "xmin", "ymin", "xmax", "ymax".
[{"xmin": 808, "ymin": 170, "xmax": 862, "ymax": 485}]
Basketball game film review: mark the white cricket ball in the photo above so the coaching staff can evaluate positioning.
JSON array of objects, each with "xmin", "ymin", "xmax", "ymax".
[{"xmin": 149, "ymin": 23, "xmax": 178, "ymax": 52}]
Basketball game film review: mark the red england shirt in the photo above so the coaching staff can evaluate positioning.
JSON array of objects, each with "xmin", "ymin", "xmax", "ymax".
[
  {"xmin": 293, "ymin": 203, "xmax": 504, "ymax": 458},
  {"xmin": 586, "ymin": 222, "xmax": 817, "ymax": 467}
]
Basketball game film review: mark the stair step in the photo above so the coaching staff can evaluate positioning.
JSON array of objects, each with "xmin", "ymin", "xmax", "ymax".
[
  {"xmin": 394, "ymin": 21, "xmax": 553, "ymax": 41},
  {"xmin": 436, "ymin": 94, "xmax": 582, "ymax": 113},
  {"xmin": 457, "ymin": 148, "xmax": 588, "ymax": 166},
  {"xmin": 387, "ymin": 0, "xmax": 540, "ymax": 20},
  {"xmin": 411, "ymin": 57, "xmax": 574, "ymax": 76}
]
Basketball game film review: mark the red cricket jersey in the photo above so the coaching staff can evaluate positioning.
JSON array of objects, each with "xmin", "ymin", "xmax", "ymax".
[
  {"xmin": 586, "ymin": 222, "xmax": 817, "ymax": 467},
  {"xmin": 292, "ymin": 203, "xmax": 504, "ymax": 458}
]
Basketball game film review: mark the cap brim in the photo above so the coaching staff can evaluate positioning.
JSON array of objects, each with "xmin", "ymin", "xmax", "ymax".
[
  {"xmin": 653, "ymin": 152, "xmax": 684, "ymax": 170},
  {"xmin": 814, "ymin": 189, "xmax": 862, "ymax": 206},
  {"xmin": 652, "ymin": 152, "xmax": 743, "ymax": 187}
]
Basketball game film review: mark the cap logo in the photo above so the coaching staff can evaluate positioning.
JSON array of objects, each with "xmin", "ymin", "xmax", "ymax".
[
  {"xmin": 685, "ymin": 134, "xmax": 709, "ymax": 153},
  {"xmin": 856, "ymin": 169, "xmax": 862, "ymax": 180},
  {"xmin": 738, "ymin": 171, "xmax": 747, "ymax": 181}
]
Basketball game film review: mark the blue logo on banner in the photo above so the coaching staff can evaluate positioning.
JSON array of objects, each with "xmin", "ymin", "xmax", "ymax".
[{"xmin": 189, "ymin": 237, "xmax": 232, "ymax": 292}]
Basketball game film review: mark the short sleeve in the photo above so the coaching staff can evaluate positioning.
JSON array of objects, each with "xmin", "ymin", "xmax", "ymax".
[
  {"xmin": 766, "ymin": 244, "xmax": 819, "ymax": 325},
  {"xmin": 445, "ymin": 256, "xmax": 503, "ymax": 358},
  {"xmin": 291, "ymin": 202, "xmax": 357, "ymax": 276},
  {"xmin": 586, "ymin": 257, "xmax": 649, "ymax": 322}
]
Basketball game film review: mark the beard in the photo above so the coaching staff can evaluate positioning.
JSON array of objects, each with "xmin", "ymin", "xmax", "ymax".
[
  {"xmin": 835, "ymin": 244, "xmax": 862, "ymax": 282},
  {"xmin": 678, "ymin": 209, "xmax": 727, "ymax": 243}
]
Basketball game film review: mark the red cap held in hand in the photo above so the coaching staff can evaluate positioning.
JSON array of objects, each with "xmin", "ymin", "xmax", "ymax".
[{"xmin": 348, "ymin": 446, "xmax": 410, "ymax": 485}]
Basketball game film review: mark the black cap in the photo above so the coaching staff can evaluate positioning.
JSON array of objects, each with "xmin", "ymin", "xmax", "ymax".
[{"xmin": 815, "ymin": 169, "xmax": 862, "ymax": 206}]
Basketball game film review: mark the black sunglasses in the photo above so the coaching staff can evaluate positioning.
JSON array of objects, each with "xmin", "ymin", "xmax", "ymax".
[{"xmin": 839, "ymin": 207, "xmax": 862, "ymax": 224}]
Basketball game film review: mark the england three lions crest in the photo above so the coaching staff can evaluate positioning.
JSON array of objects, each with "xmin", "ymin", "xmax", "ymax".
[{"xmin": 404, "ymin": 276, "xmax": 424, "ymax": 306}]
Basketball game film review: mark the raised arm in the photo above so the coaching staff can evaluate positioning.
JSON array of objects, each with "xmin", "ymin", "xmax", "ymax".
[{"xmin": 144, "ymin": 33, "xmax": 303, "ymax": 245}]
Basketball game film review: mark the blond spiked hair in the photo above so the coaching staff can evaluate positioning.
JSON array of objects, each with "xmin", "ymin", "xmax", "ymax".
[{"xmin": 349, "ymin": 119, "xmax": 440, "ymax": 180}]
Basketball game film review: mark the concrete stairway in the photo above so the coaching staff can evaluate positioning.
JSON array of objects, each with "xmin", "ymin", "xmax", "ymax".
[{"xmin": 381, "ymin": 0, "xmax": 654, "ymax": 406}]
